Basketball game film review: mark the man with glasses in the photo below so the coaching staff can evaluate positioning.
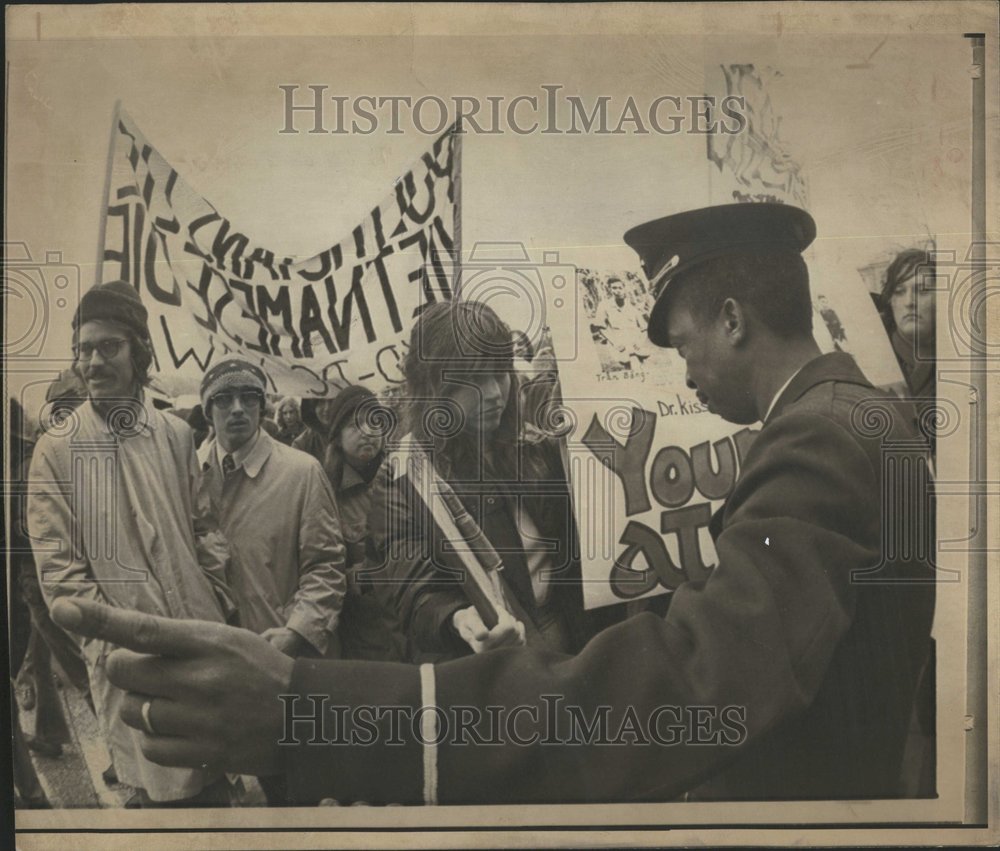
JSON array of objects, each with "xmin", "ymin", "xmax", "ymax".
[
  {"xmin": 197, "ymin": 359, "xmax": 347, "ymax": 661},
  {"xmin": 195, "ymin": 359, "xmax": 347, "ymax": 806},
  {"xmin": 26, "ymin": 280, "xmax": 238, "ymax": 807}
]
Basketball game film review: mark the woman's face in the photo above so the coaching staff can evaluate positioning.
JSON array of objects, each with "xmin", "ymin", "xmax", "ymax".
[
  {"xmin": 890, "ymin": 268, "xmax": 936, "ymax": 343},
  {"xmin": 314, "ymin": 398, "xmax": 338, "ymax": 427},
  {"xmin": 279, "ymin": 404, "xmax": 300, "ymax": 427}
]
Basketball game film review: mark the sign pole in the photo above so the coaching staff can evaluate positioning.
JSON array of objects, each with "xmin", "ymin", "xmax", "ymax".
[{"xmin": 94, "ymin": 100, "xmax": 122, "ymax": 289}]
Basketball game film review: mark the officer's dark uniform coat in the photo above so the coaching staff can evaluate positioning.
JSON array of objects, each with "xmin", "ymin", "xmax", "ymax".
[{"xmin": 286, "ymin": 352, "xmax": 934, "ymax": 804}]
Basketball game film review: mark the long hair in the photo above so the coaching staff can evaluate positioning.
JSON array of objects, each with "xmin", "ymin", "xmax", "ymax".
[
  {"xmin": 403, "ymin": 300, "xmax": 575, "ymax": 575},
  {"xmin": 404, "ymin": 301, "xmax": 514, "ymax": 480},
  {"xmin": 404, "ymin": 300, "xmax": 561, "ymax": 484},
  {"xmin": 322, "ymin": 399, "xmax": 385, "ymax": 492},
  {"xmin": 877, "ymin": 247, "xmax": 934, "ymax": 334},
  {"xmin": 274, "ymin": 396, "xmax": 301, "ymax": 425}
]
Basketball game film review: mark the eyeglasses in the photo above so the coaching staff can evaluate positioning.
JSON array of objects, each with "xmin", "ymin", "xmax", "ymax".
[
  {"xmin": 73, "ymin": 338, "xmax": 129, "ymax": 361},
  {"xmin": 211, "ymin": 390, "xmax": 263, "ymax": 410}
]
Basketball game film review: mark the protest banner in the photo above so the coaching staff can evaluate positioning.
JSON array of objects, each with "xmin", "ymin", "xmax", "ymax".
[{"xmin": 97, "ymin": 108, "xmax": 460, "ymax": 397}]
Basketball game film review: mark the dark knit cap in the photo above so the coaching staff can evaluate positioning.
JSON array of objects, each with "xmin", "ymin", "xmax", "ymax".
[
  {"xmin": 325, "ymin": 385, "xmax": 378, "ymax": 438},
  {"xmin": 72, "ymin": 281, "xmax": 150, "ymax": 338},
  {"xmin": 200, "ymin": 358, "xmax": 268, "ymax": 411}
]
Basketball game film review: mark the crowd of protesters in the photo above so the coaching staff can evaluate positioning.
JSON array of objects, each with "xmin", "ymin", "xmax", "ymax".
[
  {"xmin": 10, "ymin": 280, "xmax": 567, "ymax": 808},
  {"xmin": 11, "ymin": 234, "xmax": 937, "ymax": 808}
]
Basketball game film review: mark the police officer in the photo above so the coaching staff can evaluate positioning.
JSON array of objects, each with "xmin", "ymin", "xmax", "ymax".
[{"xmin": 52, "ymin": 204, "xmax": 935, "ymax": 804}]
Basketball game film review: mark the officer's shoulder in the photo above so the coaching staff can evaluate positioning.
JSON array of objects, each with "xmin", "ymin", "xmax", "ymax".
[
  {"xmin": 769, "ymin": 380, "xmax": 897, "ymax": 468},
  {"xmin": 781, "ymin": 378, "xmax": 876, "ymax": 423}
]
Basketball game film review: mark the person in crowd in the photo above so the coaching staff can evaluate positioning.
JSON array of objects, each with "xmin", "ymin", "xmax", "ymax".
[
  {"xmin": 875, "ymin": 247, "xmax": 937, "ymax": 454},
  {"xmin": 320, "ymin": 384, "xmax": 404, "ymax": 661},
  {"xmin": 52, "ymin": 204, "xmax": 935, "ymax": 807},
  {"xmin": 873, "ymin": 245, "xmax": 939, "ymax": 788},
  {"xmin": 10, "ymin": 688, "xmax": 49, "ymax": 809},
  {"xmin": 19, "ymin": 380, "xmax": 126, "ymax": 791},
  {"xmin": 186, "ymin": 403, "xmax": 211, "ymax": 449},
  {"xmin": 511, "ymin": 329, "xmax": 565, "ymax": 434},
  {"xmin": 273, "ymin": 396, "xmax": 305, "ymax": 446},
  {"xmin": 197, "ymin": 359, "xmax": 347, "ymax": 661},
  {"xmin": 196, "ymin": 359, "xmax": 347, "ymax": 804},
  {"xmin": 259, "ymin": 396, "xmax": 281, "ymax": 440},
  {"xmin": 293, "ymin": 397, "xmax": 339, "ymax": 462},
  {"xmin": 165, "ymin": 399, "xmax": 212, "ymax": 450},
  {"xmin": 11, "ymin": 393, "xmax": 92, "ymax": 757},
  {"xmin": 9, "ymin": 398, "xmax": 59, "ymax": 808},
  {"xmin": 370, "ymin": 300, "xmax": 611, "ymax": 663},
  {"xmin": 27, "ymin": 280, "xmax": 238, "ymax": 808}
]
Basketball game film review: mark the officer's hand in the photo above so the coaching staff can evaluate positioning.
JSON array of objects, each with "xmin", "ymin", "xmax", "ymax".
[
  {"xmin": 452, "ymin": 606, "xmax": 526, "ymax": 653},
  {"xmin": 50, "ymin": 597, "xmax": 293, "ymax": 777}
]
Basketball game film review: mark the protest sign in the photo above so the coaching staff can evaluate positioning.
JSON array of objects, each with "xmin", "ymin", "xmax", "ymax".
[
  {"xmin": 553, "ymin": 266, "xmax": 903, "ymax": 610},
  {"xmin": 98, "ymin": 109, "xmax": 460, "ymax": 397}
]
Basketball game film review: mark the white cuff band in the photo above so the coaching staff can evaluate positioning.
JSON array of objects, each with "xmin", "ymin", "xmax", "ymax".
[{"xmin": 419, "ymin": 662, "xmax": 438, "ymax": 805}]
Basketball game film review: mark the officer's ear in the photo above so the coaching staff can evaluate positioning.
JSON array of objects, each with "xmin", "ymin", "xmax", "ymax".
[{"xmin": 719, "ymin": 298, "xmax": 747, "ymax": 346}]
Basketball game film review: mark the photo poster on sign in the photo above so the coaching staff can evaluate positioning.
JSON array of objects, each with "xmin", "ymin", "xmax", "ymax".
[
  {"xmin": 545, "ymin": 268, "xmax": 758, "ymax": 611},
  {"xmin": 548, "ymin": 265, "xmax": 904, "ymax": 611}
]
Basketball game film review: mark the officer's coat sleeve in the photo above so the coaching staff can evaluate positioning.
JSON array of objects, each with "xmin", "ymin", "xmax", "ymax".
[{"xmin": 285, "ymin": 411, "xmax": 880, "ymax": 804}]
